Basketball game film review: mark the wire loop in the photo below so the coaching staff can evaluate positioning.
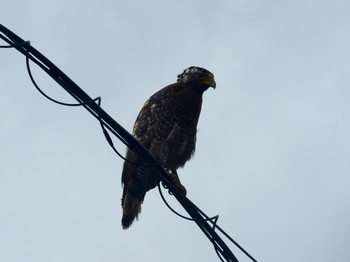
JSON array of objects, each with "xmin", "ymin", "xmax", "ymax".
[
  {"xmin": 26, "ymin": 56, "xmax": 101, "ymax": 107},
  {"xmin": 26, "ymin": 53, "xmax": 167, "ymax": 168}
]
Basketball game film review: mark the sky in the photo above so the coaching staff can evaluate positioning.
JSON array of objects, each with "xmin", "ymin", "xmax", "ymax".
[{"xmin": 1, "ymin": 1, "xmax": 349, "ymax": 261}]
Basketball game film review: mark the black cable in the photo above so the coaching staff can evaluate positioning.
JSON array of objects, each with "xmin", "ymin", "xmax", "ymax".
[
  {"xmin": 25, "ymin": 50, "xmax": 162, "ymax": 167},
  {"xmin": 157, "ymin": 183, "xmax": 193, "ymax": 221},
  {"xmin": 0, "ymin": 39, "xmax": 30, "ymax": 48},
  {"xmin": 0, "ymin": 23, "xmax": 258, "ymax": 262},
  {"xmin": 158, "ymin": 183, "xmax": 258, "ymax": 262},
  {"xmin": 0, "ymin": 43, "xmax": 14, "ymax": 48},
  {"xmin": 1, "ymin": 26, "xmax": 241, "ymax": 262},
  {"xmin": 26, "ymin": 56, "xmax": 101, "ymax": 107},
  {"xmin": 1, "ymin": 25, "xmax": 241, "ymax": 262}
]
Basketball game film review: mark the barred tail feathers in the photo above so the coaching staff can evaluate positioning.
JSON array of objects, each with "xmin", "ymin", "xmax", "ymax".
[
  {"xmin": 121, "ymin": 190, "xmax": 143, "ymax": 229},
  {"xmin": 121, "ymin": 152, "xmax": 158, "ymax": 229}
]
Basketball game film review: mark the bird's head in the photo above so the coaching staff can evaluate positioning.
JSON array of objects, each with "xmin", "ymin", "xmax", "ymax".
[{"xmin": 177, "ymin": 66, "xmax": 216, "ymax": 90}]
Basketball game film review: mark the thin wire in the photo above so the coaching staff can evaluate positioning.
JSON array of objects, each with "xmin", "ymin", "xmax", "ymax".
[
  {"xmin": 0, "ymin": 44, "xmax": 14, "ymax": 48},
  {"xmin": 158, "ymin": 183, "xmax": 249, "ymax": 262},
  {"xmin": 26, "ymin": 56, "xmax": 100, "ymax": 107},
  {"xmin": 158, "ymin": 183, "xmax": 222, "ymax": 224},
  {"xmin": 157, "ymin": 183, "xmax": 193, "ymax": 221},
  {"xmin": 0, "ymin": 39, "xmax": 30, "ymax": 48},
  {"xmin": 158, "ymin": 183, "xmax": 258, "ymax": 262},
  {"xmin": 26, "ymin": 55, "xmax": 165, "ymax": 168},
  {"xmin": 99, "ymin": 122, "xmax": 164, "ymax": 167}
]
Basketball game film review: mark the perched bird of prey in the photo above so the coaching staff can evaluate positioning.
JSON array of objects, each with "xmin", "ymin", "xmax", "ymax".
[{"xmin": 121, "ymin": 66, "xmax": 216, "ymax": 229}]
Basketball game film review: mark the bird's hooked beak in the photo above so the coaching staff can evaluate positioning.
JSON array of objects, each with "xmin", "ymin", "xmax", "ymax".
[
  {"xmin": 210, "ymin": 78, "xmax": 216, "ymax": 89},
  {"xmin": 201, "ymin": 74, "xmax": 216, "ymax": 89}
]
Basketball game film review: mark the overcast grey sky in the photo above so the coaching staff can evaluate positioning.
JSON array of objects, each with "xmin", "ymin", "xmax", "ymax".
[{"xmin": 1, "ymin": 1, "xmax": 349, "ymax": 261}]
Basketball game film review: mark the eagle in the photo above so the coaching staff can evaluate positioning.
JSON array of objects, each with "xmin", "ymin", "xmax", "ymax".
[{"xmin": 121, "ymin": 66, "xmax": 216, "ymax": 229}]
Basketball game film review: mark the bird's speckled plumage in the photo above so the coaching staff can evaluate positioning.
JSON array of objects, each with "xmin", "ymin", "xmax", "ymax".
[{"xmin": 121, "ymin": 66, "xmax": 216, "ymax": 229}]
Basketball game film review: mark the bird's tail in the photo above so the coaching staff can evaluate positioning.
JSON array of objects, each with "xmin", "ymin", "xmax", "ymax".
[
  {"xmin": 121, "ymin": 191, "xmax": 144, "ymax": 229},
  {"xmin": 121, "ymin": 158, "xmax": 158, "ymax": 229}
]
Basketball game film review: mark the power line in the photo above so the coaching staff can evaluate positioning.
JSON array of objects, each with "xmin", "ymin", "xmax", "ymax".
[{"xmin": 0, "ymin": 23, "xmax": 258, "ymax": 262}]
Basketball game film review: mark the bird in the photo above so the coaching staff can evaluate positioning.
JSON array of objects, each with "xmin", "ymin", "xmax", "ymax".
[{"xmin": 121, "ymin": 66, "xmax": 216, "ymax": 229}]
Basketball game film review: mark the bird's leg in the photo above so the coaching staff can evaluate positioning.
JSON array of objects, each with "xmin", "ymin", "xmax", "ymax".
[{"xmin": 162, "ymin": 170, "xmax": 187, "ymax": 197}]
